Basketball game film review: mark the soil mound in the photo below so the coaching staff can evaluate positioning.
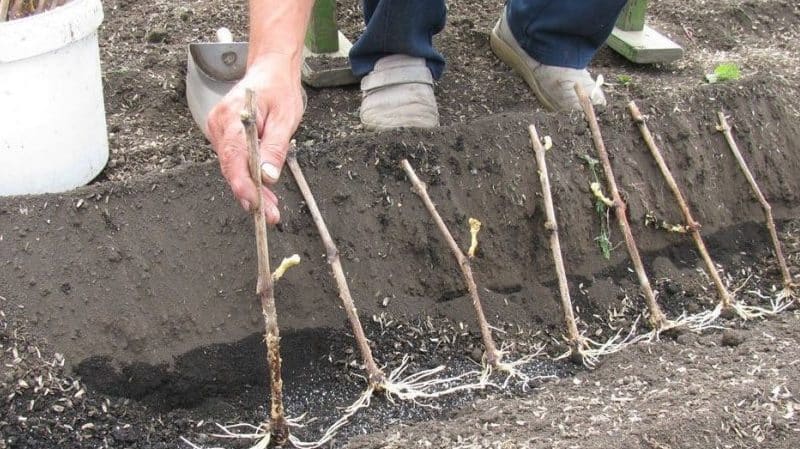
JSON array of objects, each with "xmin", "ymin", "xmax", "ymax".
[{"xmin": 1, "ymin": 78, "xmax": 798, "ymax": 369}]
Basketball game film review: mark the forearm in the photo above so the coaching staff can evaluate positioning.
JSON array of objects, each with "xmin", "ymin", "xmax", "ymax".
[{"xmin": 248, "ymin": 0, "xmax": 315, "ymax": 68}]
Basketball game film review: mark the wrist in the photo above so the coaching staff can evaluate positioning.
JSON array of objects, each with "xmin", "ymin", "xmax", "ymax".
[
  {"xmin": 247, "ymin": 47, "xmax": 303, "ymax": 70},
  {"xmin": 247, "ymin": 54, "xmax": 302, "ymax": 83},
  {"xmin": 247, "ymin": 0, "xmax": 314, "ymax": 68}
]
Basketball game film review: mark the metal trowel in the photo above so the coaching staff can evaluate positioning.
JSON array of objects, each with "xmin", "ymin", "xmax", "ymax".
[{"xmin": 185, "ymin": 28, "xmax": 247, "ymax": 135}]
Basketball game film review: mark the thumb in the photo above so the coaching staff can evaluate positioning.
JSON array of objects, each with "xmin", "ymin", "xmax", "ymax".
[{"xmin": 258, "ymin": 111, "xmax": 295, "ymax": 185}]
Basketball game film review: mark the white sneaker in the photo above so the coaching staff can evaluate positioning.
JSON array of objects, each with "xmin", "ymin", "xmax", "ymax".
[
  {"xmin": 490, "ymin": 10, "xmax": 606, "ymax": 111},
  {"xmin": 359, "ymin": 54, "xmax": 440, "ymax": 131}
]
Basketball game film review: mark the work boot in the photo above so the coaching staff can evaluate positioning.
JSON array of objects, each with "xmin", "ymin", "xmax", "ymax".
[
  {"xmin": 490, "ymin": 10, "xmax": 606, "ymax": 111},
  {"xmin": 359, "ymin": 54, "xmax": 439, "ymax": 131}
]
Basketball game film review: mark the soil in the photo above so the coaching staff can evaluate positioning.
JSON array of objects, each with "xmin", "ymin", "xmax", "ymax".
[{"xmin": 1, "ymin": 0, "xmax": 800, "ymax": 448}]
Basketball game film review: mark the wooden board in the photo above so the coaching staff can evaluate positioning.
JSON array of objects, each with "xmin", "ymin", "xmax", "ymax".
[
  {"xmin": 302, "ymin": 31, "xmax": 358, "ymax": 87},
  {"xmin": 608, "ymin": 24, "xmax": 683, "ymax": 64}
]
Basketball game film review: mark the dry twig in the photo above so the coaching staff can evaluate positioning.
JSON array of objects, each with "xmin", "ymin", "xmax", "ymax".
[
  {"xmin": 716, "ymin": 111, "xmax": 795, "ymax": 294},
  {"xmin": 627, "ymin": 101, "xmax": 731, "ymax": 308},
  {"xmin": 574, "ymin": 85, "xmax": 669, "ymax": 330},
  {"xmin": 626, "ymin": 102, "xmax": 778, "ymax": 323},
  {"xmin": 528, "ymin": 125, "xmax": 582, "ymax": 346},
  {"xmin": 241, "ymin": 88, "xmax": 289, "ymax": 445},
  {"xmin": 529, "ymin": 124, "xmax": 640, "ymax": 366},
  {"xmin": 400, "ymin": 159, "xmax": 502, "ymax": 367},
  {"xmin": 285, "ymin": 148, "xmax": 387, "ymax": 388}
]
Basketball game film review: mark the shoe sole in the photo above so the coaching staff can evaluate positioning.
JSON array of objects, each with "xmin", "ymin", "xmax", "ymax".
[{"xmin": 489, "ymin": 23, "xmax": 557, "ymax": 112}]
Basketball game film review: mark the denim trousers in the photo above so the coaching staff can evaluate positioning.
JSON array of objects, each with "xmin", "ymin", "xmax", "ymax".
[{"xmin": 349, "ymin": 0, "xmax": 627, "ymax": 79}]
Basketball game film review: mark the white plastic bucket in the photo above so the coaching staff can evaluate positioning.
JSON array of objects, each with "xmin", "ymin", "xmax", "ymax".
[{"xmin": 0, "ymin": 0, "xmax": 108, "ymax": 196}]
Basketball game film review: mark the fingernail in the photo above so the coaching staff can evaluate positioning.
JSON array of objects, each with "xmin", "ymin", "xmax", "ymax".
[
  {"xmin": 239, "ymin": 198, "xmax": 251, "ymax": 211},
  {"xmin": 269, "ymin": 204, "xmax": 280, "ymax": 219},
  {"xmin": 261, "ymin": 162, "xmax": 281, "ymax": 182}
]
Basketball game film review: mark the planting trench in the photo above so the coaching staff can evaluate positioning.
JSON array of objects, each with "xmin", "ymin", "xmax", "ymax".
[{"xmin": 1, "ymin": 75, "xmax": 799, "ymax": 447}]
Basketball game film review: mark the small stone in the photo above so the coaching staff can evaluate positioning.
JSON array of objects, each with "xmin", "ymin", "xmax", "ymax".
[
  {"xmin": 146, "ymin": 30, "xmax": 169, "ymax": 44},
  {"xmin": 107, "ymin": 247, "xmax": 123, "ymax": 263},
  {"xmin": 721, "ymin": 329, "xmax": 745, "ymax": 347},
  {"xmin": 676, "ymin": 332, "xmax": 697, "ymax": 346},
  {"xmin": 51, "ymin": 404, "xmax": 65, "ymax": 413},
  {"xmin": 469, "ymin": 348, "xmax": 483, "ymax": 363},
  {"xmin": 112, "ymin": 425, "xmax": 137, "ymax": 443}
]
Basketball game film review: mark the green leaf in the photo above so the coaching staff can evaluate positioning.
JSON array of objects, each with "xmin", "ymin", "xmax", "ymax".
[
  {"xmin": 617, "ymin": 74, "xmax": 632, "ymax": 86},
  {"xmin": 596, "ymin": 234, "xmax": 612, "ymax": 260},
  {"xmin": 706, "ymin": 62, "xmax": 741, "ymax": 83}
]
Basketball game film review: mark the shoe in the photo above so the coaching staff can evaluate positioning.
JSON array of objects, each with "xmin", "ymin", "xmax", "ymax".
[
  {"xmin": 359, "ymin": 54, "xmax": 439, "ymax": 131},
  {"xmin": 490, "ymin": 9, "xmax": 606, "ymax": 111}
]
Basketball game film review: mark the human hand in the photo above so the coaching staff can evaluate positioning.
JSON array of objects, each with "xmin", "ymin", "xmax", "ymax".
[{"xmin": 206, "ymin": 55, "xmax": 305, "ymax": 224}]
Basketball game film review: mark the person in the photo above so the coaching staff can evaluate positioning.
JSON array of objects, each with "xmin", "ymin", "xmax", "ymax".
[{"xmin": 207, "ymin": 0, "xmax": 626, "ymax": 224}]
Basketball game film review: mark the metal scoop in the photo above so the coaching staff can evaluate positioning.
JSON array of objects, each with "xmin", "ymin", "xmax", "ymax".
[{"xmin": 186, "ymin": 28, "xmax": 247, "ymax": 135}]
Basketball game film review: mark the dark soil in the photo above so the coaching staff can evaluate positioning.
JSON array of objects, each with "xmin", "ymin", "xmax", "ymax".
[
  {"xmin": 345, "ymin": 311, "xmax": 800, "ymax": 449},
  {"xmin": 2, "ymin": 79, "xmax": 799, "ymax": 366},
  {"xmin": 1, "ymin": 0, "xmax": 799, "ymax": 448}
]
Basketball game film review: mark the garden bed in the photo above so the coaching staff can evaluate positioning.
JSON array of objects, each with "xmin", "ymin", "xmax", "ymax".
[{"xmin": 1, "ymin": 0, "xmax": 799, "ymax": 448}]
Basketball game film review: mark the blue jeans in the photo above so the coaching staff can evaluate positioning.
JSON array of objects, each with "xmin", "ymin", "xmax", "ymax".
[{"xmin": 349, "ymin": 0, "xmax": 627, "ymax": 79}]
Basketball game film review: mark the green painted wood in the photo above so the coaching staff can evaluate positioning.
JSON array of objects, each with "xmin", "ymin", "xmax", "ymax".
[
  {"xmin": 615, "ymin": 0, "xmax": 648, "ymax": 32},
  {"xmin": 306, "ymin": 0, "xmax": 339, "ymax": 53},
  {"xmin": 608, "ymin": 25, "xmax": 683, "ymax": 64}
]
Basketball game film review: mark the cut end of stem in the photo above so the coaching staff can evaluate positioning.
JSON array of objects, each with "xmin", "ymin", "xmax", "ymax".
[
  {"xmin": 468, "ymin": 218, "xmax": 482, "ymax": 258},
  {"xmin": 590, "ymin": 182, "xmax": 614, "ymax": 207},
  {"xmin": 272, "ymin": 254, "xmax": 301, "ymax": 282}
]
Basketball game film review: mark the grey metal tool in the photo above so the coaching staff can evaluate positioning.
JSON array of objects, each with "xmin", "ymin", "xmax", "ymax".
[
  {"xmin": 186, "ymin": 28, "xmax": 247, "ymax": 134},
  {"xmin": 186, "ymin": 27, "xmax": 309, "ymax": 135}
]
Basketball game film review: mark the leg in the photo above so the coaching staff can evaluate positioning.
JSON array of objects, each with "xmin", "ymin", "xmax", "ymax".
[
  {"xmin": 353, "ymin": 0, "xmax": 444, "ymax": 130},
  {"xmin": 491, "ymin": 0, "xmax": 627, "ymax": 111},
  {"xmin": 506, "ymin": 0, "xmax": 627, "ymax": 69},
  {"xmin": 349, "ymin": 0, "xmax": 447, "ymax": 79}
]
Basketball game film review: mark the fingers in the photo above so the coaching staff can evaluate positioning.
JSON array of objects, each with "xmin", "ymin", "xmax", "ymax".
[
  {"xmin": 209, "ymin": 102, "xmax": 282, "ymax": 224},
  {"xmin": 262, "ymin": 187, "xmax": 281, "ymax": 224},
  {"xmin": 258, "ymin": 109, "xmax": 296, "ymax": 185},
  {"xmin": 217, "ymin": 132, "xmax": 282, "ymax": 224}
]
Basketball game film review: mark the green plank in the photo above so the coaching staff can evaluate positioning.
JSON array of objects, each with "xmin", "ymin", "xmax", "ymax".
[
  {"xmin": 306, "ymin": 0, "xmax": 339, "ymax": 54},
  {"xmin": 615, "ymin": 0, "xmax": 647, "ymax": 32},
  {"xmin": 608, "ymin": 25, "xmax": 683, "ymax": 64}
]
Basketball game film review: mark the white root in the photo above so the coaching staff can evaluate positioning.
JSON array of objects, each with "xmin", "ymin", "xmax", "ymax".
[
  {"xmin": 554, "ymin": 316, "xmax": 644, "ymax": 368},
  {"xmin": 481, "ymin": 343, "xmax": 553, "ymax": 390},
  {"xmin": 196, "ymin": 354, "xmax": 514, "ymax": 449},
  {"xmin": 208, "ymin": 389, "xmax": 373, "ymax": 449}
]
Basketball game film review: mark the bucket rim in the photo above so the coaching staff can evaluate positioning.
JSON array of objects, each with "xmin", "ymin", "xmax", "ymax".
[{"xmin": 0, "ymin": 0, "xmax": 104, "ymax": 63}]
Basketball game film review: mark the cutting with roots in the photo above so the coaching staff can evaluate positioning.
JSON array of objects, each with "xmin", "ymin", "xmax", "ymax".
[{"xmin": 184, "ymin": 90, "xmax": 797, "ymax": 449}]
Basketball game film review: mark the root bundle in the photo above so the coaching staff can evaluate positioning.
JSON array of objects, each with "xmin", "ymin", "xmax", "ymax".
[{"xmin": 186, "ymin": 91, "xmax": 796, "ymax": 449}]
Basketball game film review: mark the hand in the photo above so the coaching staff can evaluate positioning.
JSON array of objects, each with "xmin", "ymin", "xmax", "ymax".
[{"xmin": 206, "ymin": 55, "xmax": 305, "ymax": 224}]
